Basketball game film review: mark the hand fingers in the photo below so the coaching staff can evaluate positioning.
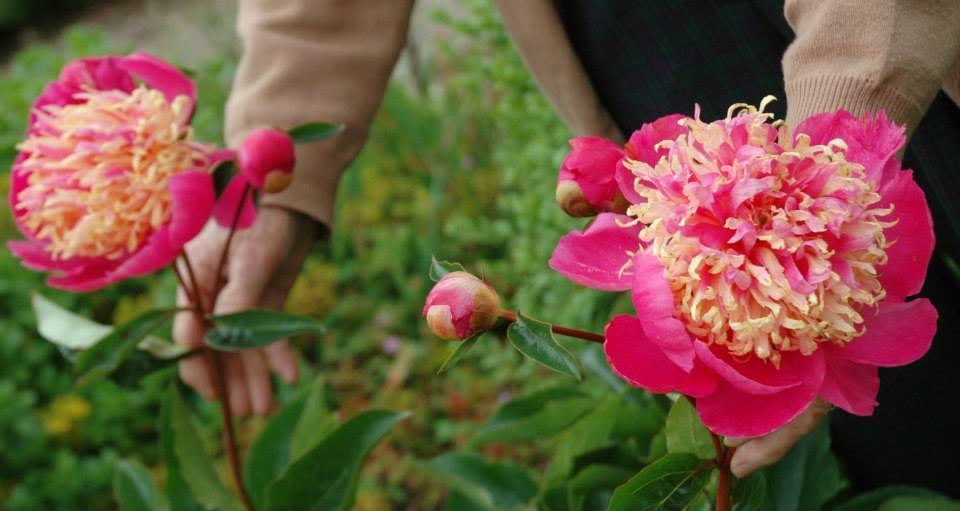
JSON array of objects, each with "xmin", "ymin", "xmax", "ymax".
[
  {"xmin": 723, "ymin": 437, "xmax": 749, "ymax": 448},
  {"xmin": 179, "ymin": 355, "xmax": 215, "ymax": 400},
  {"xmin": 730, "ymin": 399, "xmax": 832, "ymax": 478},
  {"xmin": 225, "ymin": 354, "xmax": 251, "ymax": 417},
  {"xmin": 240, "ymin": 350, "xmax": 273, "ymax": 416},
  {"xmin": 264, "ymin": 342, "xmax": 298, "ymax": 384}
]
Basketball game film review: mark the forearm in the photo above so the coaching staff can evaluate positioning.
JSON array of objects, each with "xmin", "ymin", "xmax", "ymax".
[
  {"xmin": 783, "ymin": 0, "xmax": 960, "ymax": 131},
  {"xmin": 226, "ymin": 0, "xmax": 415, "ymax": 227}
]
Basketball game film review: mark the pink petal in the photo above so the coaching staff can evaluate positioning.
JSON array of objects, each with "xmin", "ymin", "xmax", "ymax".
[
  {"xmin": 629, "ymin": 253, "xmax": 695, "ymax": 369},
  {"xmin": 624, "ymin": 114, "xmax": 687, "ymax": 166},
  {"xmin": 213, "ymin": 176, "xmax": 257, "ymax": 230},
  {"xmin": 549, "ymin": 213, "xmax": 640, "ymax": 291},
  {"xmin": 839, "ymin": 299, "xmax": 937, "ymax": 367},
  {"xmin": 630, "ymin": 253, "xmax": 677, "ymax": 319},
  {"xmin": 604, "ymin": 315, "xmax": 717, "ymax": 398},
  {"xmin": 696, "ymin": 350, "xmax": 824, "ymax": 437},
  {"xmin": 795, "ymin": 110, "xmax": 906, "ymax": 186},
  {"xmin": 615, "ymin": 159, "xmax": 643, "ymax": 203},
  {"xmin": 694, "ymin": 342, "xmax": 801, "ymax": 395},
  {"xmin": 45, "ymin": 259, "xmax": 116, "ymax": 292},
  {"xmin": 876, "ymin": 169, "xmax": 934, "ymax": 302},
  {"xmin": 819, "ymin": 346, "xmax": 879, "ymax": 416},
  {"xmin": 166, "ymin": 171, "xmax": 215, "ymax": 247},
  {"xmin": 8, "ymin": 241, "xmax": 92, "ymax": 272},
  {"xmin": 118, "ymin": 52, "xmax": 196, "ymax": 105},
  {"xmin": 109, "ymin": 226, "xmax": 178, "ymax": 281}
]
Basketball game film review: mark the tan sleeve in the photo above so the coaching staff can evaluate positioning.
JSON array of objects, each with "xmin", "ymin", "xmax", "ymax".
[
  {"xmin": 226, "ymin": 0, "xmax": 414, "ymax": 226},
  {"xmin": 493, "ymin": 0, "xmax": 624, "ymax": 142},
  {"xmin": 783, "ymin": 0, "xmax": 960, "ymax": 131}
]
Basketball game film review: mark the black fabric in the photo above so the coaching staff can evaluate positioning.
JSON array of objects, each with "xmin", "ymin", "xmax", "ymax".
[{"xmin": 556, "ymin": 0, "xmax": 960, "ymax": 497}]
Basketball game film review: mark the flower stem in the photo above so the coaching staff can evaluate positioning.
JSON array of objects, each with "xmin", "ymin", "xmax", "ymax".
[
  {"xmin": 712, "ymin": 433, "xmax": 734, "ymax": 511},
  {"xmin": 499, "ymin": 310, "xmax": 605, "ymax": 343},
  {"xmin": 178, "ymin": 252, "xmax": 255, "ymax": 511},
  {"xmin": 213, "ymin": 182, "xmax": 252, "ymax": 296}
]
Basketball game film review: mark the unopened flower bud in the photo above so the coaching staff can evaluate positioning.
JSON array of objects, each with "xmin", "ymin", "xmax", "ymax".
[
  {"xmin": 556, "ymin": 180, "xmax": 598, "ymax": 217},
  {"xmin": 423, "ymin": 271, "xmax": 501, "ymax": 340},
  {"xmin": 237, "ymin": 128, "xmax": 296, "ymax": 193}
]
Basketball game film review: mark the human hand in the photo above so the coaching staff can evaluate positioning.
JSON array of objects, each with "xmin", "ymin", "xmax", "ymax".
[
  {"xmin": 174, "ymin": 206, "xmax": 316, "ymax": 416},
  {"xmin": 726, "ymin": 398, "xmax": 833, "ymax": 478}
]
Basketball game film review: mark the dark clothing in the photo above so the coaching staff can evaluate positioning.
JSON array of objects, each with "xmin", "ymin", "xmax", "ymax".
[{"xmin": 557, "ymin": 0, "xmax": 960, "ymax": 497}]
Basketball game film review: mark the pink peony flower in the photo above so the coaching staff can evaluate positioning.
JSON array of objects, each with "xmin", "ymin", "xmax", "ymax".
[
  {"xmin": 423, "ymin": 271, "xmax": 501, "ymax": 340},
  {"xmin": 8, "ymin": 53, "xmax": 232, "ymax": 291},
  {"xmin": 556, "ymin": 137, "xmax": 625, "ymax": 216},
  {"xmin": 550, "ymin": 98, "xmax": 937, "ymax": 437}
]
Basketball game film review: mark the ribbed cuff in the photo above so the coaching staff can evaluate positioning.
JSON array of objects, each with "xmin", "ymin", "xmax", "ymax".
[{"xmin": 785, "ymin": 75, "xmax": 923, "ymax": 131}]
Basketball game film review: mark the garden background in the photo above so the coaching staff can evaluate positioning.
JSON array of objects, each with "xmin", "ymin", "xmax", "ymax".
[{"xmin": 0, "ymin": 1, "xmax": 947, "ymax": 510}]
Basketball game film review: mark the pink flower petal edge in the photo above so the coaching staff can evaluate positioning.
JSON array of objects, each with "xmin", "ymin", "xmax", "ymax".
[{"xmin": 549, "ymin": 213, "xmax": 639, "ymax": 291}]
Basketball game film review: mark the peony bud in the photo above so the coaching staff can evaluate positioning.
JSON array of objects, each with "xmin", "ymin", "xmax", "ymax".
[
  {"xmin": 237, "ymin": 128, "xmax": 296, "ymax": 193},
  {"xmin": 423, "ymin": 271, "xmax": 501, "ymax": 340}
]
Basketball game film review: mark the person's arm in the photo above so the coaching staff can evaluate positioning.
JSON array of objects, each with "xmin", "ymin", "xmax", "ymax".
[
  {"xmin": 730, "ymin": 0, "xmax": 960, "ymax": 477},
  {"xmin": 174, "ymin": 0, "xmax": 414, "ymax": 416}
]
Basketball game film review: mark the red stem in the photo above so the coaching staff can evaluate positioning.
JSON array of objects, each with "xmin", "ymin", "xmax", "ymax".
[
  {"xmin": 499, "ymin": 309, "xmax": 604, "ymax": 343},
  {"xmin": 178, "ymin": 252, "xmax": 254, "ymax": 510},
  {"xmin": 712, "ymin": 433, "xmax": 733, "ymax": 511}
]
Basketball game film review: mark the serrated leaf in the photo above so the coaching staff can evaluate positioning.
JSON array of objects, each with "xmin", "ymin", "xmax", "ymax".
[
  {"xmin": 608, "ymin": 454, "xmax": 713, "ymax": 511},
  {"xmin": 244, "ymin": 396, "xmax": 307, "ymax": 510},
  {"xmin": 205, "ymin": 310, "xmax": 324, "ymax": 351},
  {"xmin": 290, "ymin": 377, "xmax": 337, "ymax": 460},
  {"xmin": 507, "ymin": 312, "xmax": 582, "ymax": 380},
  {"xmin": 732, "ymin": 472, "xmax": 767, "ymax": 511},
  {"xmin": 437, "ymin": 335, "xmax": 480, "ymax": 374},
  {"xmin": 33, "ymin": 292, "xmax": 111, "ymax": 349},
  {"xmin": 75, "ymin": 309, "xmax": 176, "ymax": 386},
  {"xmin": 429, "ymin": 257, "xmax": 466, "ymax": 281},
  {"xmin": 423, "ymin": 452, "xmax": 538, "ymax": 510},
  {"xmin": 265, "ymin": 409, "xmax": 408, "ymax": 511},
  {"xmin": 761, "ymin": 421, "xmax": 846, "ymax": 511},
  {"xmin": 167, "ymin": 386, "xmax": 245, "ymax": 511},
  {"xmin": 831, "ymin": 486, "xmax": 949, "ymax": 511},
  {"xmin": 472, "ymin": 387, "xmax": 593, "ymax": 446},
  {"xmin": 114, "ymin": 459, "xmax": 163, "ymax": 511},
  {"xmin": 665, "ymin": 397, "xmax": 715, "ymax": 460},
  {"xmin": 287, "ymin": 122, "xmax": 344, "ymax": 144}
]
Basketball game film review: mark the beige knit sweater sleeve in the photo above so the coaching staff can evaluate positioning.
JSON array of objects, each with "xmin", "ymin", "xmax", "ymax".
[
  {"xmin": 226, "ymin": 0, "xmax": 414, "ymax": 226},
  {"xmin": 783, "ymin": 0, "xmax": 960, "ymax": 130}
]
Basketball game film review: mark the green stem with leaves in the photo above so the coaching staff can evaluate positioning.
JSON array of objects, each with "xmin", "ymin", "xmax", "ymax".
[{"xmin": 175, "ymin": 181, "xmax": 256, "ymax": 511}]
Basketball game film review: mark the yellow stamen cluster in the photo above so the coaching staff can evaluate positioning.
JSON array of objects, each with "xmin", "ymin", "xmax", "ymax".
[
  {"xmin": 16, "ymin": 86, "xmax": 211, "ymax": 260},
  {"xmin": 623, "ymin": 100, "xmax": 893, "ymax": 365}
]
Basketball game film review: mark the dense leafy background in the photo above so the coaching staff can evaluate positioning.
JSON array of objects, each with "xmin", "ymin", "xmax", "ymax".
[{"xmin": 1, "ymin": 1, "xmax": 958, "ymax": 510}]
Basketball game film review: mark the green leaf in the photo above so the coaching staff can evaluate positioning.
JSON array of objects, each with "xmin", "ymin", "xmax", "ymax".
[
  {"xmin": 423, "ymin": 452, "xmax": 538, "ymax": 510},
  {"xmin": 879, "ymin": 496, "xmax": 960, "ymax": 511},
  {"xmin": 760, "ymin": 421, "xmax": 846, "ymax": 511},
  {"xmin": 205, "ymin": 310, "xmax": 325, "ymax": 351},
  {"xmin": 732, "ymin": 472, "xmax": 767, "ymax": 511},
  {"xmin": 244, "ymin": 396, "xmax": 307, "ymax": 510},
  {"xmin": 289, "ymin": 377, "xmax": 338, "ymax": 460},
  {"xmin": 568, "ymin": 464, "xmax": 634, "ymax": 493},
  {"xmin": 160, "ymin": 388, "xmax": 206, "ymax": 511},
  {"xmin": 33, "ymin": 292, "xmax": 111, "ymax": 349},
  {"xmin": 546, "ymin": 395, "xmax": 622, "ymax": 483},
  {"xmin": 75, "ymin": 309, "xmax": 176, "ymax": 385},
  {"xmin": 471, "ymin": 387, "xmax": 594, "ymax": 445},
  {"xmin": 507, "ymin": 312, "xmax": 582, "ymax": 380},
  {"xmin": 114, "ymin": 459, "xmax": 163, "ymax": 511},
  {"xmin": 429, "ymin": 256, "xmax": 467, "ymax": 281},
  {"xmin": 287, "ymin": 122, "xmax": 344, "ymax": 144},
  {"xmin": 137, "ymin": 336, "xmax": 191, "ymax": 360},
  {"xmin": 167, "ymin": 386, "xmax": 245, "ymax": 511},
  {"xmin": 665, "ymin": 397, "xmax": 715, "ymax": 460},
  {"xmin": 265, "ymin": 409, "xmax": 408, "ymax": 511},
  {"xmin": 831, "ymin": 486, "xmax": 949, "ymax": 511},
  {"xmin": 437, "ymin": 335, "xmax": 480, "ymax": 374},
  {"xmin": 608, "ymin": 454, "xmax": 713, "ymax": 511}
]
